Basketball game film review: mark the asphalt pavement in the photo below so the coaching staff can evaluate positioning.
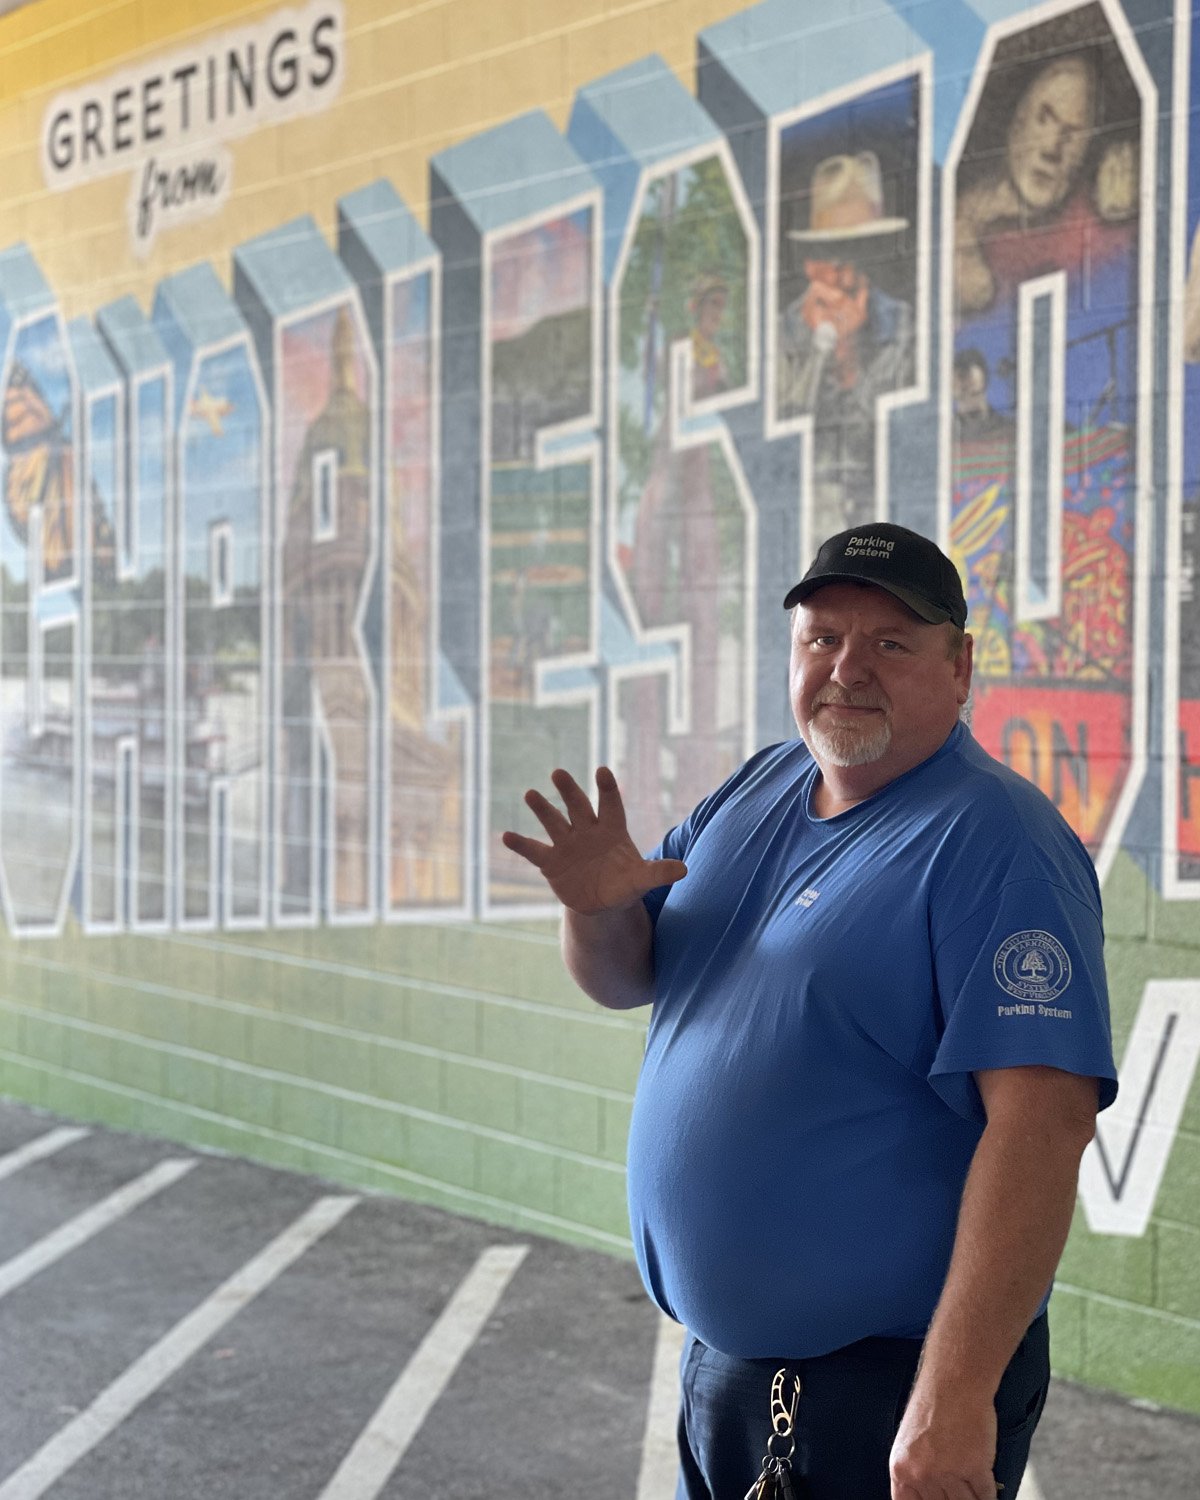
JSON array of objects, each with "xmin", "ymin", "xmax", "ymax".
[{"xmin": 0, "ymin": 1097, "xmax": 1197, "ymax": 1499}]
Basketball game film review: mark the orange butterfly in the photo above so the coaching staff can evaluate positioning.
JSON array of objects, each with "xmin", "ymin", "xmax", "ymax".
[{"xmin": 3, "ymin": 359, "xmax": 75, "ymax": 580}]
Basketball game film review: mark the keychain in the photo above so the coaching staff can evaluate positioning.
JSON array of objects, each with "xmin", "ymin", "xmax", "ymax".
[{"xmin": 743, "ymin": 1368, "xmax": 803, "ymax": 1499}]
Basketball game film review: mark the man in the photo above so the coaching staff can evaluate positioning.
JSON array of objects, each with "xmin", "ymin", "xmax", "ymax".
[
  {"xmin": 953, "ymin": 348, "xmax": 1012, "ymax": 443},
  {"xmin": 502, "ymin": 523, "xmax": 1116, "ymax": 1500},
  {"xmin": 955, "ymin": 51, "xmax": 1135, "ymax": 315},
  {"xmin": 777, "ymin": 153, "xmax": 914, "ymax": 537}
]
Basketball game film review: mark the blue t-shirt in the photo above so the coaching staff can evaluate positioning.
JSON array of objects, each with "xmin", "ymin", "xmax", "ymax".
[{"xmin": 627, "ymin": 723, "xmax": 1117, "ymax": 1359}]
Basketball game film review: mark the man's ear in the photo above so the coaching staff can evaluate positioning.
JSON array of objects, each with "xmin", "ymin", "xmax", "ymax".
[{"xmin": 956, "ymin": 633, "xmax": 975, "ymax": 705}]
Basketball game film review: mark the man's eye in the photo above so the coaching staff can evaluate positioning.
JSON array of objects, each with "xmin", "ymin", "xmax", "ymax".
[{"xmin": 879, "ymin": 639, "xmax": 905, "ymax": 652}]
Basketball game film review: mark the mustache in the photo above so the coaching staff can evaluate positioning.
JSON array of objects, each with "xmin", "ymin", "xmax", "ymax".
[{"xmin": 813, "ymin": 686, "xmax": 890, "ymax": 711}]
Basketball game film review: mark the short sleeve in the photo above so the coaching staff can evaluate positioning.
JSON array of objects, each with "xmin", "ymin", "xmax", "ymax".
[{"xmin": 928, "ymin": 878, "xmax": 1118, "ymax": 1124}]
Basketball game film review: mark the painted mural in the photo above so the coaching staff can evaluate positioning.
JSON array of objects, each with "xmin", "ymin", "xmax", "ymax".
[
  {"xmin": 486, "ymin": 205, "xmax": 596, "ymax": 904},
  {"xmin": 611, "ymin": 145, "xmax": 755, "ymax": 851},
  {"xmin": 949, "ymin": 1, "xmax": 1145, "ymax": 871},
  {"xmin": 1176, "ymin": 0, "xmax": 1200, "ymax": 891},
  {"xmin": 0, "ymin": 0, "xmax": 1192, "ymax": 927},
  {"xmin": 772, "ymin": 73, "xmax": 924, "ymax": 559}
]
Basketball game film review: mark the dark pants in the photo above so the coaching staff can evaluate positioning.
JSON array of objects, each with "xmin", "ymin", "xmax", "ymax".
[{"xmin": 676, "ymin": 1314, "xmax": 1050, "ymax": 1499}]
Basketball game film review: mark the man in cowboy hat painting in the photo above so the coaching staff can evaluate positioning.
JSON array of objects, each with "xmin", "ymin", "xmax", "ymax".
[{"xmin": 777, "ymin": 151, "xmax": 915, "ymax": 538}]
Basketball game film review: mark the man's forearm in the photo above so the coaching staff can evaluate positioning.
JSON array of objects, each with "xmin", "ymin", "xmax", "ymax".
[
  {"xmin": 561, "ymin": 902, "xmax": 655, "ymax": 1010},
  {"xmin": 914, "ymin": 1114, "xmax": 1091, "ymax": 1403}
]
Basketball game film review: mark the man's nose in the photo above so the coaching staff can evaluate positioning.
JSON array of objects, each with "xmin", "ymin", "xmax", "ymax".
[{"xmin": 829, "ymin": 639, "xmax": 874, "ymax": 684}]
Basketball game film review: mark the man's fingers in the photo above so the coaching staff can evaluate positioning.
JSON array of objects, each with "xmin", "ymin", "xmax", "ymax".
[
  {"xmin": 594, "ymin": 765, "xmax": 627, "ymax": 825},
  {"xmin": 524, "ymin": 787, "xmax": 571, "ymax": 841},
  {"xmin": 641, "ymin": 858, "xmax": 687, "ymax": 891},
  {"xmin": 500, "ymin": 829, "xmax": 551, "ymax": 868},
  {"xmin": 550, "ymin": 767, "xmax": 597, "ymax": 826}
]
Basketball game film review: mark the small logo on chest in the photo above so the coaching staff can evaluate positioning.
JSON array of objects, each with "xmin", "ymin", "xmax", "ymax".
[{"xmin": 794, "ymin": 887, "xmax": 821, "ymax": 909}]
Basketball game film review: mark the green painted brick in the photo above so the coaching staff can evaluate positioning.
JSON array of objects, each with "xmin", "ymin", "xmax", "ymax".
[
  {"xmin": 518, "ymin": 1075, "xmax": 602, "ymax": 1155},
  {"xmin": 219, "ymin": 1065, "xmax": 279, "ymax": 1131},
  {"xmin": 599, "ymin": 1095, "xmax": 633, "ymax": 1164},
  {"xmin": 1157, "ymin": 1222, "xmax": 1200, "ymax": 1319},
  {"xmin": 1083, "ymin": 1299, "xmax": 1200, "ymax": 1413},
  {"xmin": 19, "ymin": 1012, "xmax": 69, "ymax": 1066},
  {"xmin": 273, "ymin": 967, "xmax": 344, "ymax": 1027},
  {"xmin": 558, "ymin": 1157, "xmax": 629, "ymax": 1239},
  {"xmin": 188, "ymin": 996, "xmax": 250, "ymax": 1062},
  {"xmin": 89, "ymin": 980, "xmax": 181, "ymax": 1046},
  {"xmin": 76, "ymin": 933, "xmax": 118, "ymax": 974},
  {"xmin": 164, "ymin": 1052, "xmax": 222, "ymax": 1114},
  {"xmin": 1047, "ymin": 1285, "xmax": 1085, "ymax": 1380},
  {"xmin": 406, "ymin": 1115, "xmax": 477, "ymax": 1191},
  {"xmin": 1057, "ymin": 1206, "xmax": 1157, "ymax": 1303},
  {"xmin": 305, "ymin": 1029, "xmax": 373, "ymax": 1094},
  {"xmin": 1150, "ymin": 1128, "xmax": 1200, "ymax": 1230},
  {"xmin": 248, "ymin": 1012, "xmax": 309, "ymax": 1077},
  {"xmin": 369, "ymin": 1044, "xmax": 441, "ymax": 1113},
  {"xmin": 106, "ymin": 1034, "xmax": 167, "ymax": 1097},
  {"xmin": 339, "ymin": 1097, "xmax": 408, "ymax": 1166},
  {"xmin": 275, "ymin": 1078, "xmax": 342, "ymax": 1149},
  {"xmin": 0, "ymin": 1055, "xmax": 46, "ymax": 1106},
  {"xmin": 40, "ymin": 1071, "xmax": 132, "ymax": 1129},
  {"xmin": 406, "ymin": 988, "xmax": 479, "ymax": 1055},
  {"xmin": 554, "ymin": 1017, "xmax": 644, "ymax": 1092},
  {"xmin": 183, "ymin": 1115, "xmax": 262, "ymax": 1159},
  {"xmin": 165, "ymin": 941, "xmax": 222, "ymax": 997},
  {"xmin": 66, "ymin": 1022, "xmax": 113, "ymax": 1081},
  {"xmin": 40, "ymin": 966, "xmax": 89, "ymax": 1019},
  {"xmin": 1100, "ymin": 852, "xmax": 1149, "ymax": 940},
  {"xmin": 5, "ymin": 955, "xmax": 45, "ymax": 1006},
  {"xmin": 480, "ymin": 1001, "xmax": 560, "ymax": 1075},
  {"xmin": 91, "ymin": 1084, "xmax": 145, "ymax": 1131},
  {"xmin": 478, "ymin": 1135, "xmax": 558, "ymax": 1217},
  {"xmin": 0, "ymin": 1001, "xmax": 22, "ymax": 1053},
  {"xmin": 442, "ymin": 1057, "xmax": 519, "ymax": 1133},
  {"xmin": 458, "ymin": 932, "xmax": 577, "ymax": 1009},
  {"xmin": 208, "ymin": 948, "xmax": 277, "ymax": 1008},
  {"xmin": 340, "ymin": 977, "xmax": 408, "ymax": 1042},
  {"xmin": 135, "ymin": 1097, "xmax": 205, "ymax": 1145},
  {"xmin": 1148, "ymin": 880, "xmax": 1200, "ymax": 949},
  {"xmin": 109, "ymin": 937, "xmax": 169, "ymax": 986},
  {"xmin": 237, "ymin": 1129, "xmax": 318, "ymax": 1179}
]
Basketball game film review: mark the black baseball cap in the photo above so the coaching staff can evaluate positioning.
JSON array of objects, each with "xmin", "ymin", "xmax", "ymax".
[{"xmin": 783, "ymin": 523, "xmax": 968, "ymax": 628}]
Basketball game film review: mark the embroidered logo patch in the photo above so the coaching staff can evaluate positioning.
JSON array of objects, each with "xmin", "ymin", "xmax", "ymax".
[{"xmin": 993, "ymin": 930, "xmax": 1072, "ymax": 1002}]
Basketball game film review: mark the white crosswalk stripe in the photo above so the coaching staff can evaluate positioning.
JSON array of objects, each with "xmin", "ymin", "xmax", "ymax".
[
  {"xmin": 316, "ymin": 1242, "xmax": 529, "ymax": 1500},
  {"xmin": 0, "ymin": 1193, "xmax": 359, "ymax": 1500},
  {"xmin": 0, "ymin": 1127, "xmax": 89, "ymax": 1182},
  {"xmin": 636, "ymin": 1314, "xmax": 685, "ymax": 1499},
  {"xmin": 0, "ymin": 1158, "xmax": 196, "ymax": 1302}
]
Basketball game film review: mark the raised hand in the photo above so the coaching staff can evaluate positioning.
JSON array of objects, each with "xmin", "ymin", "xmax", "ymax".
[{"xmin": 501, "ymin": 766, "xmax": 686, "ymax": 916}]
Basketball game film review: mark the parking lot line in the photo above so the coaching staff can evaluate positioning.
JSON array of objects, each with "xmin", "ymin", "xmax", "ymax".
[
  {"xmin": 0, "ymin": 1157, "xmax": 196, "ymax": 1302},
  {"xmin": 1016, "ymin": 1465, "xmax": 1045, "ymax": 1500},
  {"xmin": 316, "ymin": 1242, "xmax": 529, "ymax": 1500},
  {"xmin": 0, "ymin": 1193, "xmax": 359, "ymax": 1500},
  {"xmin": 0, "ymin": 1127, "xmax": 90, "ymax": 1183},
  {"xmin": 636, "ymin": 1314, "xmax": 686, "ymax": 1499}
]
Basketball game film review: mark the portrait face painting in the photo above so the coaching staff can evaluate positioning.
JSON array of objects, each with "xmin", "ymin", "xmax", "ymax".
[{"xmin": 1006, "ymin": 55, "xmax": 1095, "ymax": 214}]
